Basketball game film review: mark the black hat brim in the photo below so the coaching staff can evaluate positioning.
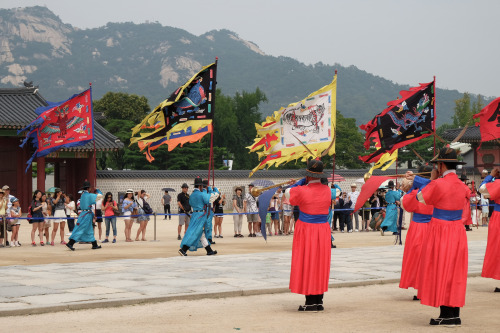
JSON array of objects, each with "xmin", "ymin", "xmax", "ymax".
[
  {"xmin": 303, "ymin": 169, "xmax": 329, "ymax": 179},
  {"xmin": 431, "ymin": 159, "xmax": 466, "ymax": 165}
]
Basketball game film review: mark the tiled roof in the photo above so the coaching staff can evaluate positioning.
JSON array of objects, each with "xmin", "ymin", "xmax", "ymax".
[
  {"xmin": 442, "ymin": 126, "xmax": 483, "ymax": 143},
  {"xmin": 0, "ymin": 87, "xmax": 123, "ymax": 151},
  {"xmin": 0, "ymin": 87, "xmax": 48, "ymax": 128}
]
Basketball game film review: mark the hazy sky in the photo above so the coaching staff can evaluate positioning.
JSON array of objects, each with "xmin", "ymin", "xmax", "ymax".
[{"xmin": 3, "ymin": 0, "xmax": 499, "ymax": 97}]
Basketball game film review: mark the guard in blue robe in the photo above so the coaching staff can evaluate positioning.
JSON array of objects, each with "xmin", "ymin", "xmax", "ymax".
[
  {"xmin": 202, "ymin": 180, "xmax": 218, "ymax": 244},
  {"xmin": 178, "ymin": 177, "xmax": 219, "ymax": 256},
  {"xmin": 380, "ymin": 180, "xmax": 401, "ymax": 234},
  {"xmin": 66, "ymin": 181, "xmax": 103, "ymax": 250}
]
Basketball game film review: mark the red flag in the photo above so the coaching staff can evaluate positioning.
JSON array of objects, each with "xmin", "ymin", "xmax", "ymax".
[
  {"xmin": 473, "ymin": 97, "xmax": 500, "ymax": 142},
  {"xmin": 353, "ymin": 176, "xmax": 391, "ymax": 213},
  {"xmin": 359, "ymin": 81, "xmax": 435, "ymax": 163}
]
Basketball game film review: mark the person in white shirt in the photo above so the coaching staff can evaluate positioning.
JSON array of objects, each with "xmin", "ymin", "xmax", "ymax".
[
  {"xmin": 347, "ymin": 183, "xmax": 360, "ymax": 231},
  {"xmin": 94, "ymin": 189, "xmax": 104, "ymax": 241}
]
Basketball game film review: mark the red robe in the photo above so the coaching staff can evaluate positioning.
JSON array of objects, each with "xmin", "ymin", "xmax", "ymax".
[
  {"xmin": 399, "ymin": 189, "xmax": 433, "ymax": 290},
  {"xmin": 481, "ymin": 180, "xmax": 500, "ymax": 280},
  {"xmin": 288, "ymin": 181, "xmax": 332, "ymax": 295},
  {"xmin": 417, "ymin": 172, "xmax": 469, "ymax": 308}
]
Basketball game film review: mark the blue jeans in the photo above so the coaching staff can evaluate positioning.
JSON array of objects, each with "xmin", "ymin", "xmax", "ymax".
[{"xmin": 105, "ymin": 217, "xmax": 117, "ymax": 237}]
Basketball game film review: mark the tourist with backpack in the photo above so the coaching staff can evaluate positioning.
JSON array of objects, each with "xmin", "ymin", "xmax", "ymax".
[{"xmin": 135, "ymin": 190, "xmax": 152, "ymax": 241}]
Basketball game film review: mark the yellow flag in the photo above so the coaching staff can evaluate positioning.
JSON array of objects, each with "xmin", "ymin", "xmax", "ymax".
[
  {"xmin": 368, "ymin": 149, "xmax": 398, "ymax": 174},
  {"xmin": 248, "ymin": 74, "xmax": 337, "ymax": 176}
]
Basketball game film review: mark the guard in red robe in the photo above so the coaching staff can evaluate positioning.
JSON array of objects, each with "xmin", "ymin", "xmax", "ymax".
[
  {"xmin": 415, "ymin": 148, "xmax": 469, "ymax": 326},
  {"xmin": 284, "ymin": 159, "xmax": 332, "ymax": 312},
  {"xmin": 479, "ymin": 167, "xmax": 500, "ymax": 292},
  {"xmin": 399, "ymin": 165, "xmax": 433, "ymax": 298}
]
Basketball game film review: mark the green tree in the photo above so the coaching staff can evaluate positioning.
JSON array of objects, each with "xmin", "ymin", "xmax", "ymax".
[
  {"xmin": 94, "ymin": 92, "xmax": 150, "ymax": 123},
  {"xmin": 452, "ymin": 92, "xmax": 483, "ymax": 127},
  {"xmin": 471, "ymin": 94, "xmax": 484, "ymax": 124},
  {"xmin": 333, "ymin": 110, "xmax": 368, "ymax": 169},
  {"xmin": 93, "ymin": 92, "xmax": 152, "ymax": 170},
  {"xmin": 213, "ymin": 88, "xmax": 267, "ymax": 169}
]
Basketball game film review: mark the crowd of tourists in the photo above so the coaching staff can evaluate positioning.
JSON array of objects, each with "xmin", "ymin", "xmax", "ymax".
[{"xmin": 0, "ymin": 170, "xmax": 492, "ymax": 248}]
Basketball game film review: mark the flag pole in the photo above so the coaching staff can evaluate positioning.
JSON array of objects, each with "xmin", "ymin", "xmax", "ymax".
[
  {"xmin": 433, "ymin": 76, "xmax": 437, "ymax": 155},
  {"xmin": 331, "ymin": 70, "xmax": 337, "ymax": 188},
  {"xmin": 209, "ymin": 57, "xmax": 219, "ymax": 187},
  {"xmin": 90, "ymin": 82, "xmax": 97, "ymax": 189}
]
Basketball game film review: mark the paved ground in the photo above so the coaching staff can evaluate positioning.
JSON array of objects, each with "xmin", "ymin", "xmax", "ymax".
[{"xmin": 0, "ymin": 240, "xmax": 488, "ymax": 317}]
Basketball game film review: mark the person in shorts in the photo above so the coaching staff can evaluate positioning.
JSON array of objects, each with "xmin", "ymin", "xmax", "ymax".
[
  {"xmin": 177, "ymin": 183, "xmax": 191, "ymax": 240},
  {"xmin": 282, "ymin": 189, "xmax": 293, "ymax": 235},
  {"xmin": 94, "ymin": 189, "xmax": 104, "ymax": 241},
  {"xmin": 244, "ymin": 183, "xmax": 260, "ymax": 237},
  {"xmin": 50, "ymin": 189, "xmax": 67, "ymax": 245},
  {"xmin": 9, "ymin": 197, "xmax": 22, "ymax": 246}
]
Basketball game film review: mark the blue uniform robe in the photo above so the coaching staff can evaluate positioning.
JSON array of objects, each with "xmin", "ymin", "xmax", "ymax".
[
  {"xmin": 70, "ymin": 191, "xmax": 97, "ymax": 243},
  {"xmin": 181, "ymin": 188, "xmax": 212, "ymax": 251},
  {"xmin": 380, "ymin": 189, "xmax": 401, "ymax": 233}
]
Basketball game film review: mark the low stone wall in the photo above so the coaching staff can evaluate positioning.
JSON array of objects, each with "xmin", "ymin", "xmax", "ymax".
[{"xmin": 96, "ymin": 168, "xmax": 482, "ymax": 214}]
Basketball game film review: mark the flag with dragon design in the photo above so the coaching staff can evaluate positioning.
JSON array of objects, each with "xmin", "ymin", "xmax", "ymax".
[
  {"xmin": 359, "ymin": 80, "xmax": 435, "ymax": 163},
  {"xmin": 247, "ymin": 75, "xmax": 336, "ymax": 177},
  {"xmin": 130, "ymin": 62, "xmax": 217, "ymax": 162},
  {"xmin": 18, "ymin": 88, "xmax": 94, "ymax": 172}
]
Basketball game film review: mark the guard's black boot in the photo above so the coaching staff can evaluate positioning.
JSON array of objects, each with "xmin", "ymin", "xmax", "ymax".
[
  {"xmin": 208, "ymin": 238, "xmax": 216, "ymax": 245},
  {"xmin": 178, "ymin": 245, "xmax": 189, "ymax": 256},
  {"xmin": 298, "ymin": 295, "xmax": 318, "ymax": 312},
  {"xmin": 91, "ymin": 241, "xmax": 101, "ymax": 249},
  {"xmin": 494, "ymin": 287, "xmax": 500, "ymax": 292},
  {"xmin": 205, "ymin": 245, "xmax": 217, "ymax": 255},
  {"xmin": 413, "ymin": 295, "xmax": 420, "ymax": 301},
  {"xmin": 66, "ymin": 239, "xmax": 76, "ymax": 251},
  {"xmin": 430, "ymin": 306, "xmax": 460, "ymax": 326},
  {"xmin": 315, "ymin": 294, "xmax": 324, "ymax": 311}
]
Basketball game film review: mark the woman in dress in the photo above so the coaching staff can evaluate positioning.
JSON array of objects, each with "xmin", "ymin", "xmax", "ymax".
[
  {"xmin": 41, "ymin": 193, "xmax": 51, "ymax": 245},
  {"xmin": 30, "ymin": 190, "xmax": 45, "ymax": 246}
]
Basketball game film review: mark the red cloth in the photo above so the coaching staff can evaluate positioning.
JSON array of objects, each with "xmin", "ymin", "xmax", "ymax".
[
  {"xmin": 417, "ymin": 173, "xmax": 469, "ymax": 308},
  {"xmin": 288, "ymin": 182, "xmax": 332, "ymax": 295},
  {"xmin": 399, "ymin": 190, "xmax": 433, "ymax": 290},
  {"xmin": 482, "ymin": 180, "xmax": 500, "ymax": 279},
  {"xmin": 472, "ymin": 96, "xmax": 500, "ymax": 142}
]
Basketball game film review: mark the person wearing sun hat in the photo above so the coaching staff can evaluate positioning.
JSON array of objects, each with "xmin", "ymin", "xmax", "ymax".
[
  {"xmin": 283, "ymin": 158, "xmax": 332, "ymax": 312},
  {"xmin": 66, "ymin": 180, "xmax": 103, "ymax": 251},
  {"xmin": 406, "ymin": 147, "xmax": 469, "ymax": 326}
]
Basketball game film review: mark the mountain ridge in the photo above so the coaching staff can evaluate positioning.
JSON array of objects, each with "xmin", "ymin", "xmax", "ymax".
[{"xmin": 0, "ymin": 6, "xmax": 475, "ymax": 126}]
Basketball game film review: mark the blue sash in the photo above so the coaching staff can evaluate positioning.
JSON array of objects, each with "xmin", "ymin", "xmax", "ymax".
[
  {"xmin": 433, "ymin": 208, "xmax": 463, "ymax": 221},
  {"xmin": 413, "ymin": 212, "xmax": 432, "ymax": 223},
  {"xmin": 299, "ymin": 211, "xmax": 329, "ymax": 224},
  {"xmin": 494, "ymin": 203, "xmax": 500, "ymax": 212}
]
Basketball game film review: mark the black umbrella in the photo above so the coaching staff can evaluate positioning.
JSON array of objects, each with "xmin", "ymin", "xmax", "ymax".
[{"xmin": 162, "ymin": 187, "xmax": 176, "ymax": 192}]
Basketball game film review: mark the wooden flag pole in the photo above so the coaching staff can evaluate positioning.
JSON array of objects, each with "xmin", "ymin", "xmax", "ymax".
[
  {"xmin": 331, "ymin": 70, "xmax": 337, "ymax": 188},
  {"xmin": 208, "ymin": 57, "xmax": 218, "ymax": 187},
  {"xmin": 90, "ymin": 82, "xmax": 97, "ymax": 189},
  {"xmin": 433, "ymin": 76, "xmax": 437, "ymax": 156}
]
